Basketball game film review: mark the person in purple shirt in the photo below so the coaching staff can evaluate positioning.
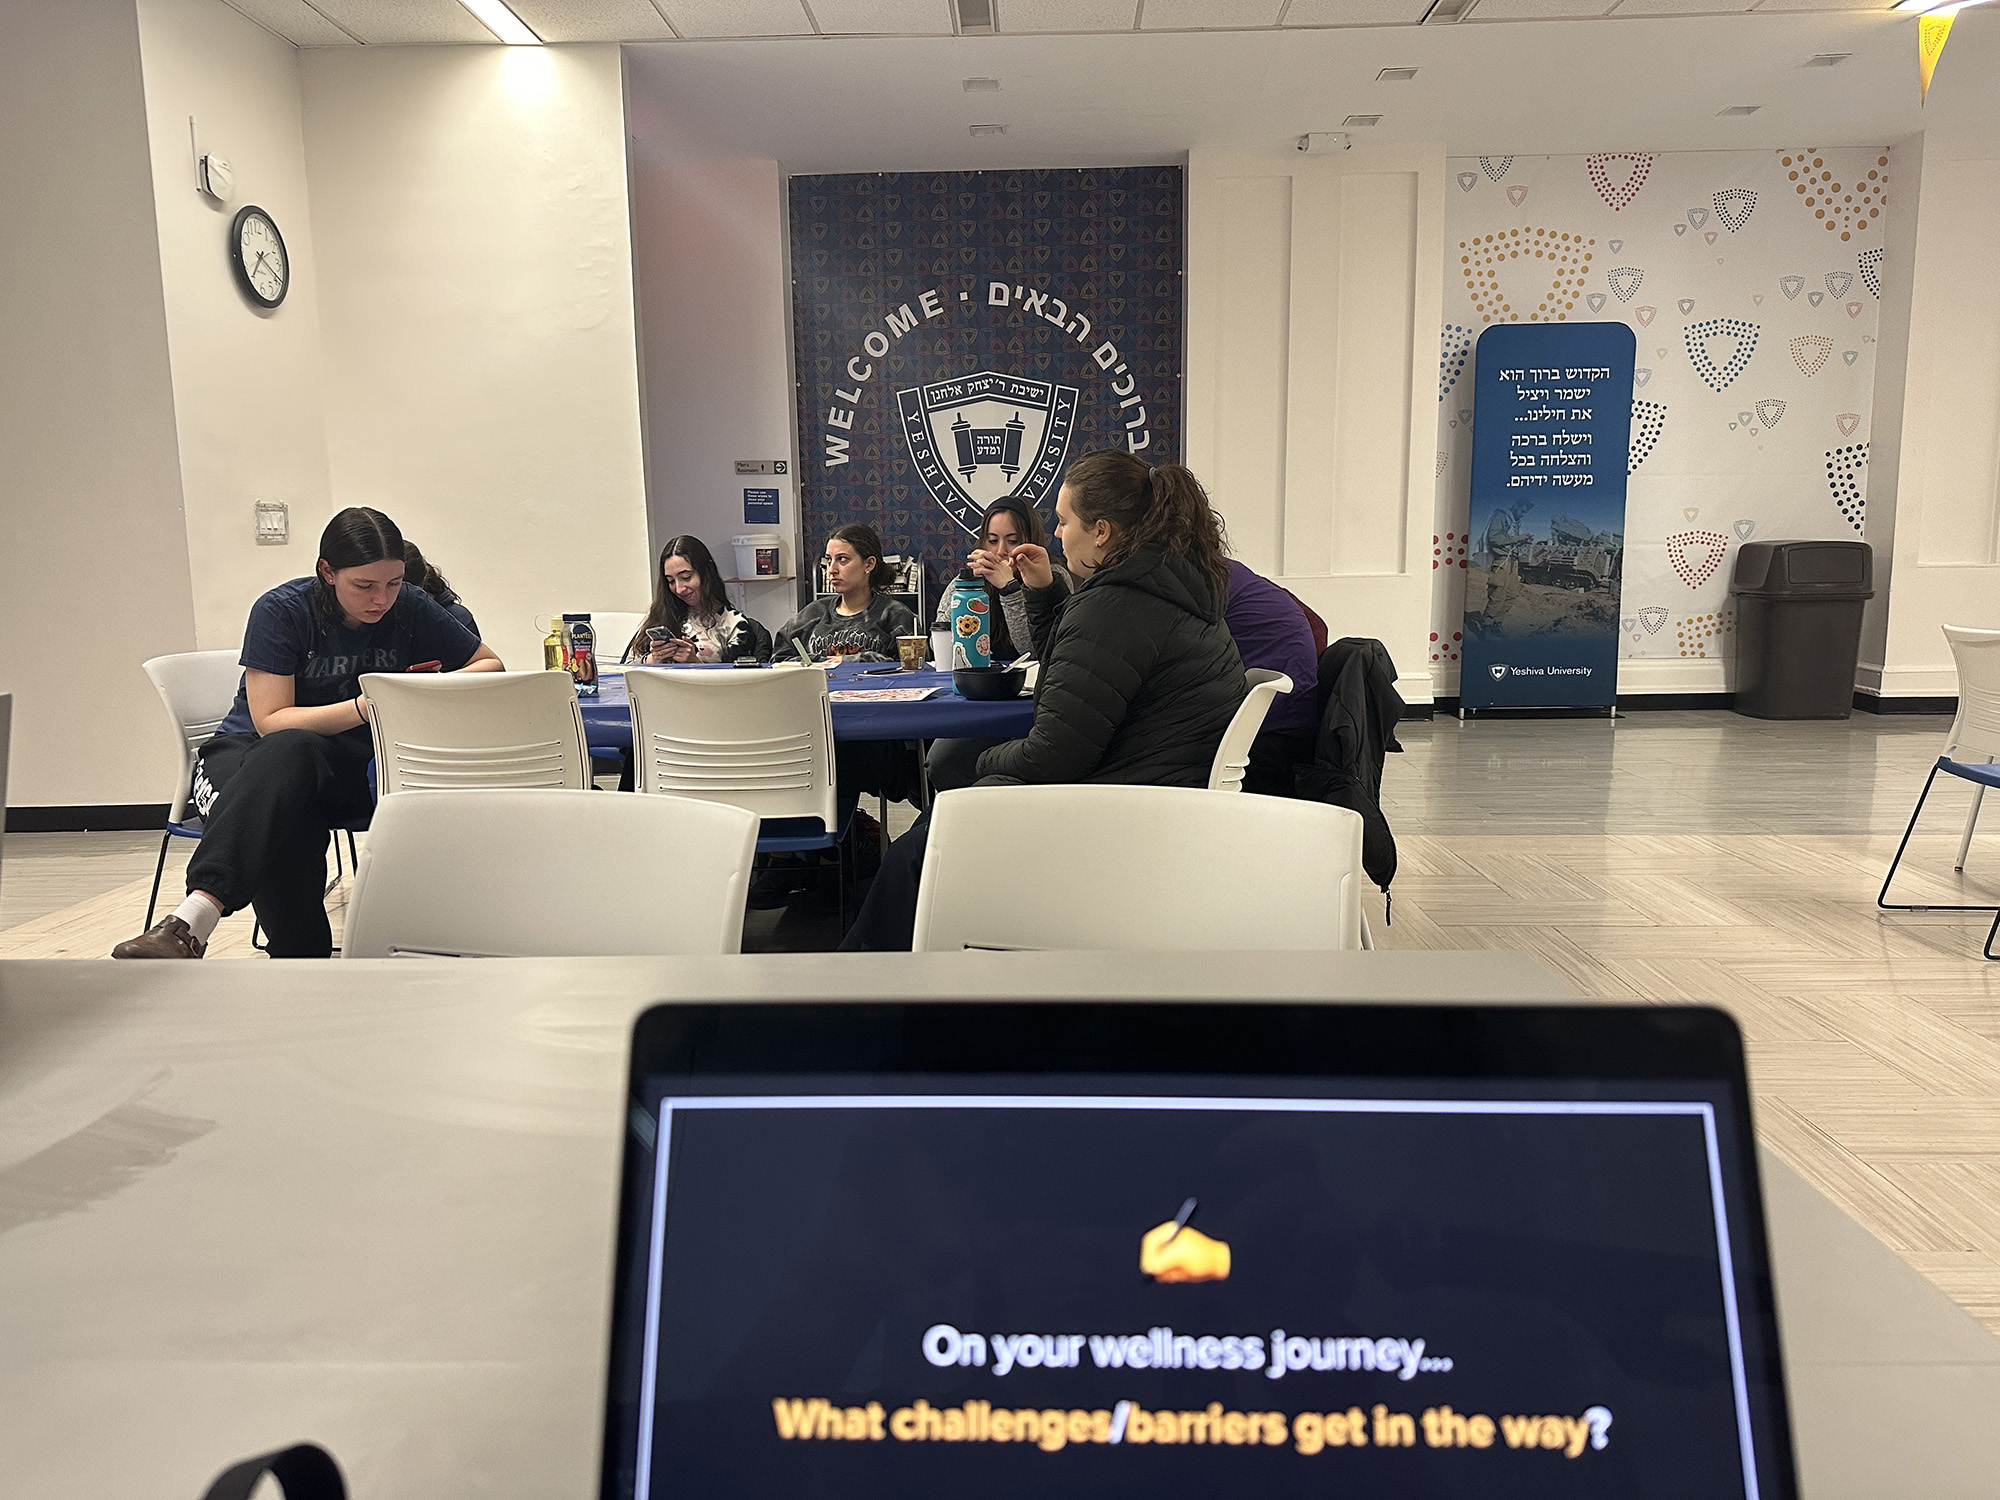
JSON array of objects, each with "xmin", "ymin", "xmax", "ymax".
[{"xmin": 1224, "ymin": 559, "xmax": 1320, "ymax": 796}]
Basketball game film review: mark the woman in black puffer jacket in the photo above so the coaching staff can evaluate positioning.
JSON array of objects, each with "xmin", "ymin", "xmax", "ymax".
[{"xmin": 841, "ymin": 450, "xmax": 1246, "ymax": 949}]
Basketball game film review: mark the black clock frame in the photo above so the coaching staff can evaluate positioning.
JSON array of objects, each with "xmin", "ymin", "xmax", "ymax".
[{"xmin": 229, "ymin": 204, "xmax": 289, "ymax": 310}]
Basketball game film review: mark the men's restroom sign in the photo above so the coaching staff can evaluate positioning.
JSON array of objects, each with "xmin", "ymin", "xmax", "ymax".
[{"xmin": 897, "ymin": 371, "xmax": 1078, "ymax": 532}]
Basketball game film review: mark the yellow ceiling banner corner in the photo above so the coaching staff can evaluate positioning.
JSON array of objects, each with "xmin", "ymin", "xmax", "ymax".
[{"xmin": 1918, "ymin": 11, "xmax": 1954, "ymax": 104}]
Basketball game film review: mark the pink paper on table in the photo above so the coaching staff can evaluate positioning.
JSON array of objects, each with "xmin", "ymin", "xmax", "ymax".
[{"xmin": 828, "ymin": 686, "xmax": 944, "ymax": 703}]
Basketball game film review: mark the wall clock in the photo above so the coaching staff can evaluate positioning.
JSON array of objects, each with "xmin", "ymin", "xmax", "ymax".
[{"xmin": 230, "ymin": 204, "xmax": 288, "ymax": 309}]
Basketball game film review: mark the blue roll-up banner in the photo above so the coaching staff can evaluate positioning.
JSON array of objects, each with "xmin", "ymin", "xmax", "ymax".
[{"xmin": 1461, "ymin": 322, "xmax": 1636, "ymax": 710}]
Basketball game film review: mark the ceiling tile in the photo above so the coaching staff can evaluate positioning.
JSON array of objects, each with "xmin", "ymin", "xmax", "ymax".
[
  {"xmin": 1610, "ymin": 0, "xmax": 1759, "ymax": 12},
  {"xmin": 1282, "ymin": 0, "xmax": 1432, "ymax": 23},
  {"xmin": 1467, "ymin": 0, "xmax": 1620, "ymax": 18},
  {"xmin": 505, "ymin": 0, "xmax": 678, "ymax": 39},
  {"xmin": 1003, "ymin": 0, "xmax": 1138, "ymax": 27},
  {"xmin": 1140, "ymin": 0, "xmax": 1284, "ymax": 29},
  {"xmin": 222, "ymin": 0, "xmax": 361, "ymax": 43},
  {"xmin": 809, "ymin": 0, "xmax": 952, "ymax": 32},
  {"xmin": 661, "ymin": 0, "xmax": 815, "ymax": 34},
  {"xmin": 310, "ymin": 0, "xmax": 497, "ymax": 43}
]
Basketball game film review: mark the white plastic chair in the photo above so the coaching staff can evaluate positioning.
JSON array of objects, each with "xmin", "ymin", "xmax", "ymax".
[
  {"xmin": 625, "ymin": 665, "xmax": 851, "ymax": 919},
  {"xmin": 1878, "ymin": 625, "xmax": 2000, "ymax": 959},
  {"xmin": 361, "ymin": 670, "xmax": 590, "ymax": 795},
  {"xmin": 1208, "ymin": 669, "xmax": 1295, "ymax": 792},
  {"xmin": 342, "ymin": 788, "xmax": 757, "ymax": 957},
  {"xmin": 913, "ymin": 783, "xmax": 1370, "ymax": 953}
]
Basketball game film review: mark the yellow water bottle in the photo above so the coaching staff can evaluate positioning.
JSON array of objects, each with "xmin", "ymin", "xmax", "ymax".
[{"xmin": 542, "ymin": 617, "xmax": 564, "ymax": 672}]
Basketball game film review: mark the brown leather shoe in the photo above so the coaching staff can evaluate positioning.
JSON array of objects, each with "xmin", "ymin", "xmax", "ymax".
[{"xmin": 111, "ymin": 915, "xmax": 207, "ymax": 959}]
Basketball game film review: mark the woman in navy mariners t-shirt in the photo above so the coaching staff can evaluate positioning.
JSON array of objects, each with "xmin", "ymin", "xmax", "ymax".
[{"xmin": 113, "ymin": 507, "xmax": 502, "ymax": 960}]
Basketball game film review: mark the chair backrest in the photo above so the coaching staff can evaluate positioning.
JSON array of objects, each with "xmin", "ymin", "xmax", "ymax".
[
  {"xmin": 913, "ymin": 783, "xmax": 1366, "ymax": 952},
  {"xmin": 1208, "ymin": 670, "xmax": 1294, "ymax": 792},
  {"xmin": 1943, "ymin": 625, "xmax": 2000, "ymax": 763},
  {"xmin": 580, "ymin": 610, "xmax": 648, "ymax": 665},
  {"xmin": 342, "ymin": 788, "xmax": 757, "ymax": 957},
  {"xmin": 625, "ymin": 666, "xmax": 838, "ymax": 830},
  {"xmin": 361, "ymin": 670, "xmax": 590, "ymax": 795},
  {"xmin": 141, "ymin": 650, "xmax": 245, "ymax": 821}
]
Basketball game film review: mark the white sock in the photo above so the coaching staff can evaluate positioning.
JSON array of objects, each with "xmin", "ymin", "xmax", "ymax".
[{"xmin": 172, "ymin": 892, "xmax": 224, "ymax": 941}]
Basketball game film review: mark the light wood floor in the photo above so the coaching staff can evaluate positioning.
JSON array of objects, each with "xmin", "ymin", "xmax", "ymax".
[{"xmin": 4, "ymin": 710, "xmax": 1998, "ymax": 1334}]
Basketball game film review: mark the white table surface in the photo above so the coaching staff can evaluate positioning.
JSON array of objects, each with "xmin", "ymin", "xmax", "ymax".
[{"xmin": 0, "ymin": 951, "xmax": 1993, "ymax": 1498}]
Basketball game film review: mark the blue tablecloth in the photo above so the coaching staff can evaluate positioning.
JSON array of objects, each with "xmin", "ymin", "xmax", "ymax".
[{"xmin": 578, "ymin": 661, "xmax": 1034, "ymax": 750}]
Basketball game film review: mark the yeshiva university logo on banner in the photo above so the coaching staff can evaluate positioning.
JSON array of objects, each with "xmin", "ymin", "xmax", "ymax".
[
  {"xmin": 789, "ymin": 168, "xmax": 1183, "ymax": 596},
  {"xmin": 896, "ymin": 370, "xmax": 1079, "ymax": 531}
]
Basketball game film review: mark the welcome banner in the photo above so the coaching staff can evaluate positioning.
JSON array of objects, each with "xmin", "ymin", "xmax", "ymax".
[{"xmin": 790, "ymin": 168, "xmax": 1183, "ymax": 603}]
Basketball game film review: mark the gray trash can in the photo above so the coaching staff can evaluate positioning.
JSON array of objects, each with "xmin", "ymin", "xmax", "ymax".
[{"xmin": 1730, "ymin": 540, "xmax": 1874, "ymax": 720}]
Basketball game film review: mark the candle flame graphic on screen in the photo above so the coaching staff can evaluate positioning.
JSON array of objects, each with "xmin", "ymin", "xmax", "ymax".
[{"xmin": 1140, "ymin": 1198, "xmax": 1231, "ymax": 1283}]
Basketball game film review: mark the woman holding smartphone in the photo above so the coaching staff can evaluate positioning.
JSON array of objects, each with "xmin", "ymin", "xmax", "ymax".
[
  {"xmin": 625, "ymin": 536, "xmax": 771, "ymax": 665},
  {"xmin": 112, "ymin": 507, "xmax": 503, "ymax": 961}
]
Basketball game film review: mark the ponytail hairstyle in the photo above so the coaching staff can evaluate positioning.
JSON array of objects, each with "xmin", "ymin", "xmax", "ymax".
[
  {"xmin": 980, "ymin": 497, "xmax": 1048, "ymax": 551},
  {"xmin": 828, "ymin": 523, "xmax": 895, "ymax": 592},
  {"xmin": 401, "ymin": 540, "xmax": 461, "ymax": 609},
  {"xmin": 1059, "ymin": 450, "xmax": 1231, "ymax": 597},
  {"xmin": 314, "ymin": 507, "xmax": 405, "ymax": 626},
  {"xmin": 638, "ymin": 535, "xmax": 734, "ymax": 650}
]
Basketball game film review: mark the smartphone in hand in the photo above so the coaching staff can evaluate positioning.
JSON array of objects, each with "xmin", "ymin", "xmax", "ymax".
[{"xmin": 406, "ymin": 660, "xmax": 443, "ymax": 673}]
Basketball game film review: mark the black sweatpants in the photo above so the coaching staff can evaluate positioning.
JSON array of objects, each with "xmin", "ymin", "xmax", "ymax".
[{"xmin": 186, "ymin": 727, "xmax": 375, "ymax": 958}]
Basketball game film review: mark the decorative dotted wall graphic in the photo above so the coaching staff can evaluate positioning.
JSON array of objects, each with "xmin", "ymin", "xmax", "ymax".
[
  {"xmin": 1630, "ymin": 399, "xmax": 1667, "ymax": 472},
  {"xmin": 1808, "ymin": 290, "xmax": 1824, "ymax": 307},
  {"xmin": 1586, "ymin": 152, "xmax": 1653, "ymax": 211},
  {"xmin": 1826, "ymin": 270, "xmax": 1853, "ymax": 299},
  {"xmin": 1481, "ymin": 156, "xmax": 1515, "ymax": 182},
  {"xmin": 1734, "ymin": 519, "xmax": 1756, "ymax": 540},
  {"xmin": 1842, "ymin": 349, "xmax": 1859, "ymax": 366},
  {"xmin": 1638, "ymin": 606, "xmax": 1669, "ymax": 634},
  {"xmin": 1432, "ymin": 532, "xmax": 1468, "ymax": 572},
  {"xmin": 1439, "ymin": 323, "xmax": 1473, "ymax": 400},
  {"xmin": 1458, "ymin": 227, "xmax": 1597, "ymax": 324},
  {"xmin": 1789, "ymin": 334, "xmax": 1833, "ymax": 377},
  {"xmin": 1684, "ymin": 318, "xmax": 1760, "ymax": 391},
  {"xmin": 1756, "ymin": 399, "xmax": 1786, "ymax": 430},
  {"xmin": 1457, "ymin": 172, "xmax": 1478, "ymax": 194},
  {"xmin": 1436, "ymin": 449, "xmax": 1448, "ymax": 478},
  {"xmin": 1587, "ymin": 293, "xmax": 1606, "ymax": 313},
  {"xmin": 1826, "ymin": 444, "xmax": 1868, "ymax": 532},
  {"xmin": 1507, "ymin": 185, "xmax": 1529, "ymax": 207},
  {"xmin": 1687, "ymin": 207, "xmax": 1710, "ymax": 230},
  {"xmin": 1859, "ymin": 246, "xmax": 1884, "ymax": 299},
  {"xmin": 1606, "ymin": 266, "xmax": 1644, "ymax": 302},
  {"xmin": 1427, "ymin": 629, "xmax": 1464, "ymax": 665},
  {"xmin": 1677, "ymin": 609, "xmax": 1735, "ymax": 659},
  {"xmin": 1712, "ymin": 189, "xmax": 1757, "ymax": 232},
  {"xmin": 1635, "ymin": 306, "xmax": 1657, "ymax": 326},
  {"xmin": 1666, "ymin": 529, "xmax": 1731, "ymax": 589},
  {"xmin": 1777, "ymin": 149, "xmax": 1887, "ymax": 241},
  {"xmin": 1836, "ymin": 413, "xmax": 1861, "ymax": 438}
]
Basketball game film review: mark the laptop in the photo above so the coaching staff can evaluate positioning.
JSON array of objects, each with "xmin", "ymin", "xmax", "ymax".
[{"xmin": 601, "ymin": 1002, "xmax": 1795, "ymax": 1500}]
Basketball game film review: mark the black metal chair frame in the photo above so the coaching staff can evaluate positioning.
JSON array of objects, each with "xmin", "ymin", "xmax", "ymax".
[
  {"xmin": 146, "ymin": 818, "xmax": 362, "ymax": 953},
  {"xmin": 1876, "ymin": 755, "xmax": 2000, "ymax": 960}
]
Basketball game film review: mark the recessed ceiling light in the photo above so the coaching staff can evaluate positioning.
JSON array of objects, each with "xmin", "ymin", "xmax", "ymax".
[
  {"xmin": 1716, "ymin": 105, "xmax": 1761, "ymax": 117},
  {"xmin": 1343, "ymin": 114, "xmax": 1383, "ymax": 127},
  {"xmin": 954, "ymin": 0, "xmax": 998, "ymax": 34},
  {"xmin": 969, "ymin": 123, "xmax": 1007, "ymax": 137},
  {"xmin": 1376, "ymin": 67, "xmax": 1419, "ymax": 82},
  {"xmin": 963, "ymin": 77, "xmax": 1001, "ymax": 92},
  {"xmin": 1801, "ymin": 53, "xmax": 1851, "ymax": 67},
  {"xmin": 457, "ymin": 0, "xmax": 540, "ymax": 44},
  {"xmin": 1421, "ymin": 0, "xmax": 1478, "ymax": 24}
]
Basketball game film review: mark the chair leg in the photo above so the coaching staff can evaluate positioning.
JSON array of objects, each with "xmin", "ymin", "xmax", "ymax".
[
  {"xmin": 144, "ymin": 829, "xmax": 174, "ymax": 929},
  {"xmin": 1955, "ymin": 781, "xmax": 1985, "ymax": 873},
  {"xmin": 1986, "ymin": 907, "xmax": 2000, "ymax": 962},
  {"xmin": 1878, "ymin": 764, "xmax": 1943, "ymax": 910}
]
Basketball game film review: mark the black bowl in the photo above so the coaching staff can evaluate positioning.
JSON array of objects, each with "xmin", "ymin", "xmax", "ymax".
[{"xmin": 953, "ymin": 665, "xmax": 1027, "ymax": 701}]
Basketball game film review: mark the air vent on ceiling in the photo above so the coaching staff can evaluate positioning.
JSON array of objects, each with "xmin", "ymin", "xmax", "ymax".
[
  {"xmin": 1376, "ymin": 67, "xmax": 1419, "ymax": 82},
  {"xmin": 1716, "ymin": 105, "xmax": 1761, "ymax": 117},
  {"xmin": 963, "ymin": 77, "xmax": 1001, "ymax": 91},
  {"xmin": 1802, "ymin": 53, "xmax": 1851, "ymax": 68},
  {"xmin": 969, "ymin": 123, "xmax": 1007, "ymax": 137},
  {"xmin": 954, "ymin": 0, "xmax": 997, "ymax": 34},
  {"xmin": 1343, "ymin": 114, "xmax": 1383, "ymax": 127},
  {"xmin": 1421, "ymin": 0, "xmax": 1477, "ymax": 24}
]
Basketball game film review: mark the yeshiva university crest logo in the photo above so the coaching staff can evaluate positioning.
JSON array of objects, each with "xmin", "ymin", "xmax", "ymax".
[
  {"xmin": 819, "ymin": 280, "xmax": 1155, "ymax": 535},
  {"xmin": 897, "ymin": 372, "xmax": 1078, "ymax": 532}
]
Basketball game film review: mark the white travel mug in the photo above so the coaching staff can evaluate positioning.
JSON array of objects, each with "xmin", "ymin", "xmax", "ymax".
[{"xmin": 930, "ymin": 627, "xmax": 953, "ymax": 670}]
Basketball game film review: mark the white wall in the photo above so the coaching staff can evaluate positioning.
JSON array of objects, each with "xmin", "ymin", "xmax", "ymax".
[
  {"xmin": 300, "ymin": 44, "xmax": 652, "ymax": 671},
  {"xmin": 0, "ymin": 0, "xmax": 195, "ymax": 809},
  {"xmin": 137, "ymin": 0, "xmax": 332, "ymax": 653},
  {"xmin": 627, "ymin": 151, "xmax": 800, "ymax": 631},
  {"xmin": 1864, "ymin": 10, "xmax": 2000, "ymax": 698},
  {"xmin": 1186, "ymin": 143, "xmax": 1447, "ymax": 702}
]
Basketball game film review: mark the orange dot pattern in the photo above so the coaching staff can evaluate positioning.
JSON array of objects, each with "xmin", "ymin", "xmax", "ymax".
[
  {"xmin": 1676, "ymin": 610, "xmax": 1734, "ymax": 660},
  {"xmin": 1458, "ymin": 226, "xmax": 1597, "ymax": 325},
  {"xmin": 1776, "ymin": 149, "xmax": 1888, "ymax": 243}
]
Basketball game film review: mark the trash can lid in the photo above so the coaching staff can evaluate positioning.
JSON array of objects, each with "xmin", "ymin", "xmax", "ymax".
[{"xmin": 1731, "ymin": 539, "xmax": 1873, "ymax": 598}]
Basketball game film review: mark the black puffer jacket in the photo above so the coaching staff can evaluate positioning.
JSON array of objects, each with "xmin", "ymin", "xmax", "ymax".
[{"xmin": 976, "ymin": 546, "xmax": 1246, "ymax": 787}]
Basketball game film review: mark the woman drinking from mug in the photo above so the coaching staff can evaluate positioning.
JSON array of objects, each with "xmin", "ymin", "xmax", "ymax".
[
  {"xmin": 929, "ymin": 498, "xmax": 1073, "ymax": 661},
  {"xmin": 842, "ymin": 451, "xmax": 1246, "ymax": 950},
  {"xmin": 626, "ymin": 535, "xmax": 772, "ymax": 665},
  {"xmin": 112, "ymin": 507, "xmax": 503, "ymax": 960}
]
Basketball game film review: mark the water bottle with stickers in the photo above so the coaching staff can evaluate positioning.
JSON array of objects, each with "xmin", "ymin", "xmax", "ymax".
[{"xmin": 946, "ymin": 569, "xmax": 991, "ymax": 669}]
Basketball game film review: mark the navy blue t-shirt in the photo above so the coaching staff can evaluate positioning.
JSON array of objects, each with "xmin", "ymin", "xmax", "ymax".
[{"xmin": 217, "ymin": 577, "xmax": 481, "ymax": 736}]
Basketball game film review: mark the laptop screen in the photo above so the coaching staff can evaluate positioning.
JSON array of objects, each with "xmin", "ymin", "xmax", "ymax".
[{"xmin": 601, "ymin": 1003, "xmax": 1794, "ymax": 1500}]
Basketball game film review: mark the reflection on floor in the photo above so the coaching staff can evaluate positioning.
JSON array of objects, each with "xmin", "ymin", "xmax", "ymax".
[{"xmin": 3, "ymin": 709, "xmax": 1997, "ymax": 1332}]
